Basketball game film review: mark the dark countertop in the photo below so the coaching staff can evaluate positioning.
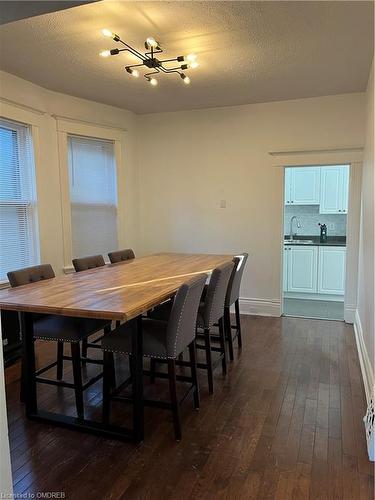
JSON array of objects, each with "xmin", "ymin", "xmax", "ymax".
[{"xmin": 284, "ymin": 236, "xmax": 346, "ymax": 247}]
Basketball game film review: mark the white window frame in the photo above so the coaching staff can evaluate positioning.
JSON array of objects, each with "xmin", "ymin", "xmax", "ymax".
[
  {"xmin": 56, "ymin": 118, "xmax": 126, "ymax": 271},
  {"xmin": 0, "ymin": 103, "xmax": 42, "ymax": 286}
]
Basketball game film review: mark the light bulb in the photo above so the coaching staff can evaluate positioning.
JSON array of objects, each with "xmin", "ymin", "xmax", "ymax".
[
  {"xmin": 146, "ymin": 37, "xmax": 158, "ymax": 48},
  {"xmin": 102, "ymin": 28, "xmax": 113, "ymax": 38},
  {"xmin": 126, "ymin": 67, "xmax": 140, "ymax": 77},
  {"xmin": 149, "ymin": 77, "xmax": 158, "ymax": 86},
  {"xmin": 102, "ymin": 28, "xmax": 120, "ymax": 42},
  {"xmin": 186, "ymin": 53, "xmax": 197, "ymax": 62},
  {"xmin": 180, "ymin": 73, "xmax": 190, "ymax": 84},
  {"xmin": 189, "ymin": 61, "xmax": 199, "ymax": 69},
  {"xmin": 99, "ymin": 50, "xmax": 111, "ymax": 58}
]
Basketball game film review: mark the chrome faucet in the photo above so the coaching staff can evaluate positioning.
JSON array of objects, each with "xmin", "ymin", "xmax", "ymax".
[{"xmin": 290, "ymin": 216, "xmax": 301, "ymax": 240}]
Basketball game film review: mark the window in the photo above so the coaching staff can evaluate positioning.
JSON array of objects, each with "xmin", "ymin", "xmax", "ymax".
[
  {"xmin": 0, "ymin": 119, "xmax": 39, "ymax": 281},
  {"xmin": 67, "ymin": 135, "xmax": 118, "ymax": 259}
]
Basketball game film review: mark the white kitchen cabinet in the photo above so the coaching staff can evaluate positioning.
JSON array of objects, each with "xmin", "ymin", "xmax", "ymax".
[
  {"xmin": 319, "ymin": 165, "xmax": 349, "ymax": 214},
  {"xmin": 318, "ymin": 246, "xmax": 346, "ymax": 295},
  {"xmin": 285, "ymin": 167, "xmax": 321, "ymax": 205},
  {"xmin": 287, "ymin": 246, "xmax": 318, "ymax": 293},
  {"xmin": 283, "ymin": 246, "xmax": 290, "ymax": 291},
  {"xmin": 341, "ymin": 166, "xmax": 349, "ymax": 213}
]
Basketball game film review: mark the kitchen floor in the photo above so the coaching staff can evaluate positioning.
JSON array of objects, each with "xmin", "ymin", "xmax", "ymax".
[{"xmin": 283, "ymin": 298, "xmax": 344, "ymax": 321}]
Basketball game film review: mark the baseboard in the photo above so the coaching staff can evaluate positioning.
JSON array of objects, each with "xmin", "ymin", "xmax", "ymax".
[
  {"xmin": 344, "ymin": 305, "xmax": 356, "ymax": 324},
  {"xmin": 284, "ymin": 292, "xmax": 344, "ymax": 302},
  {"xmin": 239, "ymin": 297, "xmax": 281, "ymax": 317},
  {"xmin": 354, "ymin": 309, "xmax": 374, "ymax": 405}
]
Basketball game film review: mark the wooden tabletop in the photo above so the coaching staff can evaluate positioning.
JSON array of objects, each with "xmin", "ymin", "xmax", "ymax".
[{"xmin": 0, "ymin": 253, "xmax": 233, "ymax": 321}]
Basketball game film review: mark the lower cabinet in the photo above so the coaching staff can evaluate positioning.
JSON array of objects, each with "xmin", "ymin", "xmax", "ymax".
[
  {"xmin": 284, "ymin": 245, "xmax": 346, "ymax": 296},
  {"xmin": 318, "ymin": 247, "xmax": 346, "ymax": 295},
  {"xmin": 286, "ymin": 246, "xmax": 318, "ymax": 293}
]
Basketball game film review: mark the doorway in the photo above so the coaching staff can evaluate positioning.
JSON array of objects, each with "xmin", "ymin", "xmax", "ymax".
[{"xmin": 282, "ymin": 165, "xmax": 349, "ymax": 321}]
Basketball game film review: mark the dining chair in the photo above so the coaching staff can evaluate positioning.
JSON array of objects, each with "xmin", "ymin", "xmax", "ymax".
[
  {"xmin": 72, "ymin": 254, "xmax": 106, "ymax": 272},
  {"xmin": 149, "ymin": 261, "xmax": 234, "ymax": 395},
  {"xmin": 7, "ymin": 264, "xmax": 111, "ymax": 418},
  {"xmin": 72, "ymin": 254, "xmax": 107, "ymax": 360},
  {"xmin": 108, "ymin": 249, "xmax": 135, "ymax": 264},
  {"xmin": 223, "ymin": 253, "xmax": 248, "ymax": 361},
  {"xmin": 101, "ymin": 274, "xmax": 207, "ymax": 440}
]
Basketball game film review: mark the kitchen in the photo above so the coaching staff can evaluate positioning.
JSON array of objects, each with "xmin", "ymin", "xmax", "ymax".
[{"xmin": 283, "ymin": 165, "xmax": 349, "ymax": 320}]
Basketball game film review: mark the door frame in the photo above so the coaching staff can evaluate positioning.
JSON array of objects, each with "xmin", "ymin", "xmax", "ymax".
[{"xmin": 271, "ymin": 148, "xmax": 363, "ymax": 323}]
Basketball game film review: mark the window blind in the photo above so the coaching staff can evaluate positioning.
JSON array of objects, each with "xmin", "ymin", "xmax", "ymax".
[
  {"xmin": 67, "ymin": 135, "xmax": 118, "ymax": 259},
  {"xmin": 0, "ymin": 119, "xmax": 39, "ymax": 281}
]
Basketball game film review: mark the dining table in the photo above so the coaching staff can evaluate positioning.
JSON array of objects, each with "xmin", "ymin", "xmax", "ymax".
[{"xmin": 0, "ymin": 252, "xmax": 233, "ymax": 442}]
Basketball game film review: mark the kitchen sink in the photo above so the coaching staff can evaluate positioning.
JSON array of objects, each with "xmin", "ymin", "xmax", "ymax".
[{"xmin": 284, "ymin": 239, "xmax": 315, "ymax": 245}]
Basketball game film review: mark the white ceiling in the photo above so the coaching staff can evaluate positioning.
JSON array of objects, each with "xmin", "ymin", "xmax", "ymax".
[{"xmin": 0, "ymin": 1, "xmax": 373, "ymax": 114}]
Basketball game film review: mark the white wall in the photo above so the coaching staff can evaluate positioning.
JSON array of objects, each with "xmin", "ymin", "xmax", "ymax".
[
  {"xmin": 137, "ymin": 94, "xmax": 366, "ymax": 313},
  {"xmin": 0, "ymin": 70, "xmax": 140, "ymax": 275},
  {"xmin": 356, "ymin": 59, "xmax": 374, "ymax": 395}
]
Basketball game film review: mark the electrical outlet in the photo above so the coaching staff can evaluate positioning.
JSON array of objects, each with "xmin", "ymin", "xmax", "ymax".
[
  {"xmin": 329, "ymin": 222, "xmax": 335, "ymax": 231},
  {"xmin": 220, "ymin": 199, "xmax": 226, "ymax": 209}
]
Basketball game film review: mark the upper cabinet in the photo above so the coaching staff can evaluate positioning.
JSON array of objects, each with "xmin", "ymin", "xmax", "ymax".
[
  {"xmin": 285, "ymin": 165, "xmax": 349, "ymax": 212},
  {"xmin": 285, "ymin": 167, "xmax": 321, "ymax": 205},
  {"xmin": 319, "ymin": 165, "xmax": 349, "ymax": 214}
]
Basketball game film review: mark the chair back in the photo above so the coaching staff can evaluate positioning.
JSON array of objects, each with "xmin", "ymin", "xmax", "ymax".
[
  {"xmin": 7, "ymin": 264, "xmax": 55, "ymax": 287},
  {"xmin": 166, "ymin": 274, "xmax": 207, "ymax": 357},
  {"xmin": 225, "ymin": 253, "xmax": 249, "ymax": 307},
  {"xmin": 108, "ymin": 249, "xmax": 135, "ymax": 264},
  {"xmin": 202, "ymin": 261, "xmax": 234, "ymax": 327},
  {"xmin": 72, "ymin": 255, "xmax": 105, "ymax": 272}
]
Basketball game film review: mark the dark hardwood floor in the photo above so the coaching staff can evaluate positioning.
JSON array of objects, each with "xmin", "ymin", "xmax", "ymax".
[{"xmin": 5, "ymin": 315, "xmax": 374, "ymax": 499}]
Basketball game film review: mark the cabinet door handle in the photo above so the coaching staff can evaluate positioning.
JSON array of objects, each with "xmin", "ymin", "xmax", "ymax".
[{"xmin": 291, "ymin": 201, "xmax": 294, "ymax": 204}]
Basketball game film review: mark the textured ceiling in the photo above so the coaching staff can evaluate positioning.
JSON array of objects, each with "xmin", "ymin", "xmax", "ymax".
[{"xmin": 0, "ymin": 1, "xmax": 373, "ymax": 114}]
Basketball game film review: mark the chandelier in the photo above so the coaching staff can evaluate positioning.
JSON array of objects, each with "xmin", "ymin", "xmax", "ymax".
[{"xmin": 99, "ymin": 29, "xmax": 199, "ymax": 86}]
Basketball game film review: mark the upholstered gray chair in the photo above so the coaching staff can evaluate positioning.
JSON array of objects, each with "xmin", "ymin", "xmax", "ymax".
[
  {"xmin": 223, "ymin": 253, "xmax": 248, "ymax": 360},
  {"xmin": 149, "ymin": 261, "xmax": 234, "ymax": 394},
  {"xmin": 101, "ymin": 273, "xmax": 207, "ymax": 440},
  {"xmin": 72, "ymin": 254, "xmax": 105, "ymax": 272},
  {"xmin": 7, "ymin": 264, "xmax": 110, "ymax": 418},
  {"xmin": 108, "ymin": 249, "xmax": 135, "ymax": 264},
  {"xmin": 72, "ymin": 254, "xmax": 107, "ymax": 360}
]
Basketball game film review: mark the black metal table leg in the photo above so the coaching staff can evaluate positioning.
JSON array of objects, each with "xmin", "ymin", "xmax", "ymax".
[
  {"xmin": 132, "ymin": 316, "xmax": 144, "ymax": 442},
  {"xmin": 19, "ymin": 312, "xmax": 37, "ymax": 417}
]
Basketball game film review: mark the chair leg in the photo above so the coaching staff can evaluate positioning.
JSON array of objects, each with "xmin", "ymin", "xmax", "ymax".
[
  {"xmin": 20, "ymin": 356, "xmax": 26, "ymax": 403},
  {"xmin": 218, "ymin": 317, "xmax": 227, "ymax": 375},
  {"xmin": 203, "ymin": 328, "xmax": 214, "ymax": 395},
  {"xmin": 188, "ymin": 341, "xmax": 200, "ymax": 409},
  {"xmin": 56, "ymin": 341, "xmax": 64, "ymax": 380},
  {"xmin": 81, "ymin": 338, "xmax": 88, "ymax": 366},
  {"xmin": 168, "ymin": 359, "xmax": 182, "ymax": 441},
  {"xmin": 224, "ymin": 306, "xmax": 234, "ymax": 362},
  {"xmin": 71, "ymin": 343, "xmax": 84, "ymax": 419},
  {"xmin": 235, "ymin": 299, "xmax": 242, "ymax": 348},
  {"xmin": 150, "ymin": 358, "xmax": 156, "ymax": 383},
  {"xmin": 102, "ymin": 351, "xmax": 114, "ymax": 424}
]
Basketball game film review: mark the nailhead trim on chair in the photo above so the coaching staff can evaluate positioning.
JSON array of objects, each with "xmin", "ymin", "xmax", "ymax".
[
  {"xmin": 34, "ymin": 336, "xmax": 81, "ymax": 343},
  {"xmin": 102, "ymin": 348, "xmax": 171, "ymax": 360}
]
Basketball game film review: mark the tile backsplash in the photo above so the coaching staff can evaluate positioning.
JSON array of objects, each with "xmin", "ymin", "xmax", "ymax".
[{"xmin": 284, "ymin": 205, "xmax": 347, "ymax": 237}]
